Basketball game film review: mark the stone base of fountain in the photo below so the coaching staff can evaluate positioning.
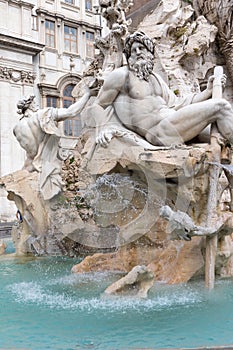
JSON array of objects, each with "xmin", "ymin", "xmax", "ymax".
[{"xmin": 1, "ymin": 133, "xmax": 233, "ymax": 284}]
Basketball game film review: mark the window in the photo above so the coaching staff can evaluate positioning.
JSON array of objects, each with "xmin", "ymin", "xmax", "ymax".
[
  {"xmin": 63, "ymin": 84, "xmax": 82, "ymax": 137},
  {"xmin": 64, "ymin": 118, "xmax": 82, "ymax": 137},
  {"xmin": 46, "ymin": 96, "xmax": 58, "ymax": 108},
  {"xmin": 86, "ymin": 31, "xmax": 95, "ymax": 58},
  {"xmin": 64, "ymin": 25, "xmax": 78, "ymax": 53},
  {"xmin": 45, "ymin": 20, "xmax": 55, "ymax": 48},
  {"xmin": 63, "ymin": 84, "xmax": 74, "ymax": 108},
  {"xmin": 85, "ymin": 0, "xmax": 92, "ymax": 11},
  {"xmin": 64, "ymin": 0, "xmax": 74, "ymax": 4}
]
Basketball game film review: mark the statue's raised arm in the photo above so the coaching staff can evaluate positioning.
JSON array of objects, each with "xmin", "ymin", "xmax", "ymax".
[{"xmin": 13, "ymin": 82, "xmax": 95, "ymax": 200}]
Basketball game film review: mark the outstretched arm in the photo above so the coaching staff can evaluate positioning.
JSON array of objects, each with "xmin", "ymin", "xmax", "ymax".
[{"xmin": 55, "ymin": 90, "xmax": 91, "ymax": 122}]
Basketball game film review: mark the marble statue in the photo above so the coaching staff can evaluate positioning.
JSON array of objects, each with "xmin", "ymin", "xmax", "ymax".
[
  {"xmin": 88, "ymin": 31, "xmax": 233, "ymax": 148},
  {"xmin": 160, "ymin": 205, "xmax": 233, "ymax": 241},
  {"xmin": 13, "ymin": 83, "xmax": 96, "ymax": 200}
]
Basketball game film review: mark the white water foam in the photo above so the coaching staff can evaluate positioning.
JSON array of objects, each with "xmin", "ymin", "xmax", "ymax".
[
  {"xmin": 7, "ymin": 281, "xmax": 203, "ymax": 312},
  {"xmin": 48, "ymin": 271, "xmax": 120, "ymax": 286}
]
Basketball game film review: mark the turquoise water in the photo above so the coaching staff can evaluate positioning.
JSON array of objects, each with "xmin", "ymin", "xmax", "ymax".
[{"xmin": 1, "ymin": 251, "xmax": 233, "ymax": 350}]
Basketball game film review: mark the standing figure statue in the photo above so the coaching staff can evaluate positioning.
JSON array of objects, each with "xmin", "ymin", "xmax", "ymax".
[
  {"xmin": 13, "ymin": 83, "xmax": 96, "ymax": 200},
  {"xmin": 89, "ymin": 31, "xmax": 233, "ymax": 148}
]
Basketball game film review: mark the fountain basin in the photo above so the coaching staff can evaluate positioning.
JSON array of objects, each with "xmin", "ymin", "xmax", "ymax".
[{"xmin": 1, "ymin": 255, "xmax": 233, "ymax": 350}]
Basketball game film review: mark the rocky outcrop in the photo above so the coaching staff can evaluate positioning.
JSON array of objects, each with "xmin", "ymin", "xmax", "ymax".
[
  {"xmin": 71, "ymin": 236, "xmax": 205, "ymax": 283},
  {"xmin": 2, "ymin": 133, "xmax": 233, "ymax": 282},
  {"xmin": 0, "ymin": 240, "xmax": 6, "ymax": 255},
  {"xmin": 138, "ymin": 0, "xmax": 219, "ymax": 94},
  {"xmin": 104, "ymin": 265, "xmax": 154, "ymax": 298}
]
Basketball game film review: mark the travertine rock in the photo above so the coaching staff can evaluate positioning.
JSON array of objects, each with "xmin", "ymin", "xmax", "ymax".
[
  {"xmin": 139, "ymin": 0, "xmax": 218, "ymax": 95},
  {"xmin": 71, "ymin": 237, "xmax": 205, "ymax": 284},
  {"xmin": 2, "ymin": 132, "xmax": 233, "ymax": 283},
  {"xmin": 216, "ymin": 235, "xmax": 233, "ymax": 277},
  {"xmin": 0, "ymin": 240, "xmax": 6, "ymax": 255},
  {"xmin": 104, "ymin": 265, "xmax": 154, "ymax": 298}
]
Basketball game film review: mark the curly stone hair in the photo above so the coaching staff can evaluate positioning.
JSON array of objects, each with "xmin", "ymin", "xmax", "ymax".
[
  {"xmin": 17, "ymin": 94, "xmax": 35, "ymax": 115},
  {"xmin": 124, "ymin": 31, "xmax": 155, "ymax": 60}
]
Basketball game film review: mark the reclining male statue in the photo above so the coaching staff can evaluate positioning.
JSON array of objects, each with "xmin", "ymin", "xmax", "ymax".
[{"xmin": 88, "ymin": 31, "xmax": 233, "ymax": 148}]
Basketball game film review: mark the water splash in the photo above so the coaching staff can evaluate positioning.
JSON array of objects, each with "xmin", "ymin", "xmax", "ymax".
[
  {"xmin": 7, "ymin": 280, "xmax": 203, "ymax": 313},
  {"xmin": 80, "ymin": 173, "xmax": 147, "ymax": 216},
  {"xmin": 49, "ymin": 271, "xmax": 121, "ymax": 286}
]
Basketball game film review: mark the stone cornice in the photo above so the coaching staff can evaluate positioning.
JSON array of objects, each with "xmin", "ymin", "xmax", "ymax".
[
  {"xmin": 37, "ymin": 82, "xmax": 61, "ymax": 96},
  {"xmin": 0, "ymin": 33, "xmax": 44, "ymax": 55},
  {"xmin": 36, "ymin": 8, "xmax": 65, "ymax": 21},
  {"xmin": 38, "ymin": 73, "xmax": 81, "ymax": 95},
  {"xmin": 36, "ymin": 8, "xmax": 101, "ymax": 31},
  {"xmin": 6, "ymin": 0, "xmax": 34, "ymax": 8}
]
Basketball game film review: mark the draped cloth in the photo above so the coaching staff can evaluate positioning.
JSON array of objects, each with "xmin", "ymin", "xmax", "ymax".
[
  {"xmin": 32, "ymin": 108, "xmax": 64, "ymax": 201},
  {"xmin": 151, "ymin": 73, "xmax": 196, "ymax": 110}
]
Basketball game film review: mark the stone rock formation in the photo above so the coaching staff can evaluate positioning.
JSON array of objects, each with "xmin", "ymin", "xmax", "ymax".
[
  {"xmin": 71, "ymin": 237, "xmax": 205, "ymax": 284},
  {"xmin": 0, "ymin": 240, "xmax": 6, "ymax": 255},
  {"xmin": 138, "ymin": 0, "xmax": 219, "ymax": 96},
  {"xmin": 104, "ymin": 265, "xmax": 154, "ymax": 298}
]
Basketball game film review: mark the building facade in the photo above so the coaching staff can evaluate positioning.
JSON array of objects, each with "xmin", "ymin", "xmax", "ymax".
[{"xmin": 0, "ymin": 0, "xmax": 102, "ymax": 220}]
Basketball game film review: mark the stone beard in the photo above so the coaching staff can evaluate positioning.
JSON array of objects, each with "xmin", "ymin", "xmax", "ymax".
[{"xmin": 128, "ymin": 52, "xmax": 154, "ymax": 81}]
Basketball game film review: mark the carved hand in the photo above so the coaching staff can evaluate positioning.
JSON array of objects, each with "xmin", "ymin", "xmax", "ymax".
[
  {"xmin": 206, "ymin": 73, "xmax": 227, "ymax": 93},
  {"xmin": 96, "ymin": 127, "xmax": 126, "ymax": 147},
  {"xmin": 96, "ymin": 128, "xmax": 116, "ymax": 147}
]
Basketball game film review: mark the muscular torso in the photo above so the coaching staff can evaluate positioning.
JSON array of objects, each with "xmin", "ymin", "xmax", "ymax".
[
  {"xmin": 13, "ymin": 114, "xmax": 45, "ymax": 159},
  {"xmin": 113, "ymin": 70, "xmax": 172, "ymax": 136}
]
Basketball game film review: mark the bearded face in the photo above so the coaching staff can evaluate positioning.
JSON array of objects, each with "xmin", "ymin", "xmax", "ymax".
[
  {"xmin": 128, "ymin": 56, "xmax": 154, "ymax": 81},
  {"xmin": 127, "ymin": 42, "xmax": 154, "ymax": 81}
]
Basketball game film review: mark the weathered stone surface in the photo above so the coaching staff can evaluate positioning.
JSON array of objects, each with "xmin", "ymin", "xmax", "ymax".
[
  {"xmin": 139, "ymin": 0, "xmax": 218, "ymax": 95},
  {"xmin": 85, "ymin": 134, "xmax": 208, "ymax": 179},
  {"xmin": 71, "ymin": 237, "xmax": 205, "ymax": 284},
  {"xmin": 0, "ymin": 240, "xmax": 6, "ymax": 255},
  {"xmin": 2, "ymin": 136, "xmax": 233, "ymax": 283},
  {"xmin": 71, "ymin": 245, "xmax": 155, "ymax": 273},
  {"xmin": 216, "ymin": 235, "xmax": 233, "ymax": 277},
  {"xmin": 147, "ymin": 238, "xmax": 204, "ymax": 284},
  {"xmin": 104, "ymin": 265, "xmax": 154, "ymax": 298}
]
